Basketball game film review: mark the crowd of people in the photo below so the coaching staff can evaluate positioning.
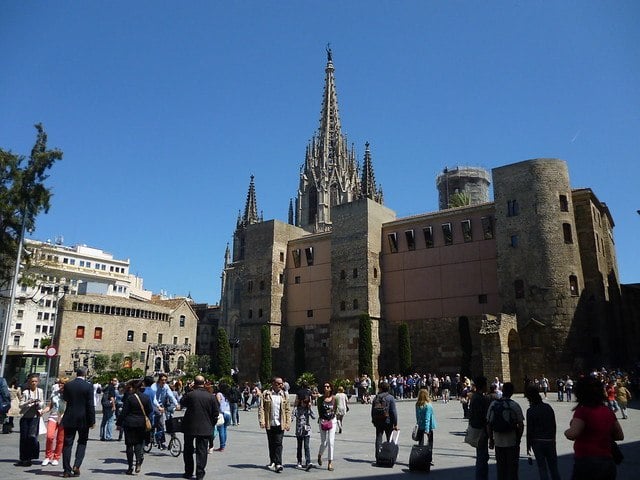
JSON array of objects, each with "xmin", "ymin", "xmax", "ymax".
[{"xmin": 0, "ymin": 365, "xmax": 636, "ymax": 479}]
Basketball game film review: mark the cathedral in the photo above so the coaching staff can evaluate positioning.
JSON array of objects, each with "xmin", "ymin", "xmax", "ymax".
[{"xmin": 220, "ymin": 50, "xmax": 635, "ymax": 386}]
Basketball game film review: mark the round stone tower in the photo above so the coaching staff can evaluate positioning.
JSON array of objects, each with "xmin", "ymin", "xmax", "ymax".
[{"xmin": 436, "ymin": 166, "xmax": 491, "ymax": 210}]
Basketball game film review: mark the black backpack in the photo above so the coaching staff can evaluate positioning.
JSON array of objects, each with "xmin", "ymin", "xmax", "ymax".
[
  {"xmin": 372, "ymin": 393, "xmax": 390, "ymax": 425},
  {"xmin": 489, "ymin": 399, "xmax": 517, "ymax": 432}
]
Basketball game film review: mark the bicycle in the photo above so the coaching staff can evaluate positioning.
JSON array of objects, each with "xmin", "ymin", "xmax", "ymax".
[{"xmin": 144, "ymin": 423, "xmax": 182, "ymax": 457}]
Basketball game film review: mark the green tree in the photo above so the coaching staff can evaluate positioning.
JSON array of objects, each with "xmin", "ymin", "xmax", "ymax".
[
  {"xmin": 448, "ymin": 190, "xmax": 471, "ymax": 208},
  {"xmin": 398, "ymin": 323, "xmax": 412, "ymax": 375},
  {"xmin": 293, "ymin": 327, "xmax": 306, "ymax": 380},
  {"xmin": 0, "ymin": 124, "xmax": 62, "ymax": 288},
  {"xmin": 93, "ymin": 354, "xmax": 110, "ymax": 373},
  {"xmin": 216, "ymin": 327, "xmax": 232, "ymax": 377},
  {"xmin": 184, "ymin": 354, "xmax": 211, "ymax": 376},
  {"xmin": 358, "ymin": 314, "xmax": 373, "ymax": 379},
  {"xmin": 259, "ymin": 325, "xmax": 272, "ymax": 384},
  {"xmin": 110, "ymin": 352, "xmax": 124, "ymax": 370}
]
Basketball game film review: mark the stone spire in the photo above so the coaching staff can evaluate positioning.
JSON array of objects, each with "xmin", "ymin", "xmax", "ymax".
[
  {"xmin": 360, "ymin": 142, "xmax": 383, "ymax": 204},
  {"xmin": 297, "ymin": 47, "xmax": 360, "ymax": 233},
  {"xmin": 288, "ymin": 199, "xmax": 294, "ymax": 225},
  {"xmin": 242, "ymin": 175, "xmax": 259, "ymax": 226}
]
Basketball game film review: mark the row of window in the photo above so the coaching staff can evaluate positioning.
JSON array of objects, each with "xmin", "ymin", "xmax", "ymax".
[
  {"xmin": 71, "ymin": 302, "xmax": 171, "ymax": 322},
  {"xmin": 292, "ymin": 247, "xmax": 314, "ymax": 268},
  {"xmin": 508, "ymin": 194, "xmax": 570, "ymax": 218},
  {"xmin": 74, "ymin": 326, "xmax": 189, "ymax": 345},
  {"xmin": 60, "ymin": 256, "xmax": 127, "ymax": 273}
]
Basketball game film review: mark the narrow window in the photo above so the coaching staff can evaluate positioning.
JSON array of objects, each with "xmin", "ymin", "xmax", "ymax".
[
  {"xmin": 173, "ymin": 336, "xmax": 178, "ymax": 345},
  {"xmin": 127, "ymin": 330, "xmax": 134, "ymax": 342},
  {"xmin": 353, "ymin": 268, "xmax": 358, "ymax": 278},
  {"xmin": 76, "ymin": 326, "xmax": 85, "ymax": 338},
  {"xmin": 279, "ymin": 273, "xmax": 284, "ymax": 284},
  {"xmin": 140, "ymin": 351, "xmax": 145, "ymax": 363},
  {"xmin": 279, "ymin": 251, "xmax": 284, "ymax": 262},
  {"xmin": 478, "ymin": 294, "xmax": 488, "ymax": 304},
  {"xmin": 184, "ymin": 338, "xmax": 189, "ymax": 345},
  {"xmin": 563, "ymin": 223, "xmax": 573, "ymax": 244},
  {"xmin": 373, "ymin": 267, "xmax": 378, "ymax": 278},
  {"xmin": 514, "ymin": 279, "xmax": 525, "ymax": 299},
  {"xmin": 247, "ymin": 280, "xmax": 253, "ymax": 293},
  {"xmin": 94, "ymin": 327, "xmax": 103, "ymax": 340},
  {"xmin": 423, "ymin": 226, "xmax": 434, "ymax": 248},
  {"xmin": 248, "ymin": 309, "xmax": 253, "ymax": 319},
  {"xmin": 353, "ymin": 299, "xmax": 359, "ymax": 310},
  {"xmin": 292, "ymin": 249, "xmax": 301, "ymax": 268},
  {"xmin": 442, "ymin": 223, "xmax": 453, "ymax": 245},
  {"xmin": 405, "ymin": 230, "xmax": 415, "ymax": 250},
  {"xmin": 307, "ymin": 310, "xmax": 313, "ymax": 318},
  {"xmin": 142, "ymin": 332, "xmax": 147, "ymax": 343},
  {"xmin": 507, "ymin": 199, "xmax": 520, "ymax": 217},
  {"xmin": 304, "ymin": 247, "xmax": 314, "ymax": 266},
  {"xmin": 35, "ymin": 325, "xmax": 40, "ymax": 333},
  {"xmin": 259, "ymin": 280, "xmax": 265, "ymax": 290},
  {"xmin": 388, "ymin": 233, "xmax": 398, "ymax": 253},
  {"xmin": 569, "ymin": 275, "xmax": 579, "ymax": 296},
  {"xmin": 511, "ymin": 235, "xmax": 519, "ymax": 248},
  {"xmin": 559, "ymin": 194, "xmax": 569, "ymax": 212},
  {"xmin": 33, "ymin": 339, "xmax": 40, "ymax": 348},
  {"xmin": 461, "ymin": 220, "xmax": 472, "ymax": 242},
  {"xmin": 158, "ymin": 333, "xmax": 163, "ymax": 344},
  {"xmin": 179, "ymin": 315, "xmax": 186, "ymax": 327},
  {"xmin": 258, "ymin": 308, "xmax": 263, "ymax": 318}
]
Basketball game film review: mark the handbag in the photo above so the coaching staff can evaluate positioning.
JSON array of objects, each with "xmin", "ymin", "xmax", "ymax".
[
  {"xmin": 216, "ymin": 413, "xmax": 224, "ymax": 427},
  {"xmin": 320, "ymin": 419, "xmax": 333, "ymax": 431},
  {"xmin": 134, "ymin": 394, "xmax": 152, "ymax": 432},
  {"xmin": 464, "ymin": 426, "xmax": 483, "ymax": 448},
  {"xmin": 38, "ymin": 416, "xmax": 47, "ymax": 435},
  {"xmin": 611, "ymin": 441, "xmax": 623, "ymax": 465},
  {"xmin": 411, "ymin": 424, "xmax": 419, "ymax": 441}
]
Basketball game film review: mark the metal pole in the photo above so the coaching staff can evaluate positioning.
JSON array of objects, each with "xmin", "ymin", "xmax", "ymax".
[{"xmin": 0, "ymin": 210, "xmax": 28, "ymax": 378}]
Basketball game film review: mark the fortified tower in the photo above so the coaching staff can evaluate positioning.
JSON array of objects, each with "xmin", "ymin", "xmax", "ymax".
[{"xmin": 436, "ymin": 166, "xmax": 491, "ymax": 210}]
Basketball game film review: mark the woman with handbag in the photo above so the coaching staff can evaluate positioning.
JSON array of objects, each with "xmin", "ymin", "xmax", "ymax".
[
  {"xmin": 415, "ymin": 388, "xmax": 437, "ymax": 449},
  {"xmin": 564, "ymin": 376, "xmax": 624, "ymax": 480},
  {"xmin": 15, "ymin": 374, "xmax": 44, "ymax": 467},
  {"xmin": 316, "ymin": 381, "xmax": 337, "ymax": 471},
  {"xmin": 116, "ymin": 379, "xmax": 153, "ymax": 475}
]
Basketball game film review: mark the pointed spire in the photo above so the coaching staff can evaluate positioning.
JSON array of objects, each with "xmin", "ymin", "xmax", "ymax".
[
  {"xmin": 360, "ymin": 142, "xmax": 383, "ymax": 204},
  {"xmin": 288, "ymin": 199, "xmax": 294, "ymax": 225},
  {"xmin": 243, "ymin": 175, "xmax": 259, "ymax": 225},
  {"xmin": 224, "ymin": 243, "xmax": 230, "ymax": 267},
  {"xmin": 318, "ymin": 45, "xmax": 341, "ymax": 154}
]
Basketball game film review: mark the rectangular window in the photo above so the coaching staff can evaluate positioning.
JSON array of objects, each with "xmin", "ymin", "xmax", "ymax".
[
  {"xmin": 423, "ymin": 226, "xmax": 434, "ymax": 248},
  {"xmin": 173, "ymin": 336, "xmax": 178, "ymax": 345},
  {"xmin": 69, "ymin": 259, "xmax": 75, "ymax": 265},
  {"xmin": 307, "ymin": 310, "xmax": 313, "ymax": 318},
  {"xmin": 569, "ymin": 275, "xmax": 579, "ymax": 296},
  {"xmin": 76, "ymin": 326, "xmax": 85, "ymax": 338},
  {"xmin": 405, "ymin": 230, "xmax": 415, "ymax": 250},
  {"xmin": 94, "ymin": 327, "xmax": 103, "ymax": 340},
  {"xmin": 559, "ymin": 194, "xmax": 569, "ymax": 212},
  {"xmin": 353, "ymin": 268, "xmax": 358, "ymax": 278},
  {"xmin": 247, "ymin": 280, "xmax": 253, "ymax": 293},
  {"xmin": 259, "ymin": 280, "xmax": 265, "ymax": 290},
  {"xmin": 563, "ymin": 223, "xmax": 573, "ymax": 244},
  {"xmin": 142, "ymin": 332, "xmax": 147, "ymax": 343},
  {"xmin": 179, "ymin": 315, "xmax": 185, "ymax": 327},
  {"xmin": 35, "ymin": 325, "xmax": 41, "ymax": 333},
  {"xmin": 304, "ymin": 247, "xmax": 314, "ymax": 266},
  {"xmin": 481, "ymin": 216, "xmax": 493, "ymax": 239},
  {"xmin": 140, "ymin": 351, "xmax": 145, "ymax": 363},
  {"xmin": 42, "ymin": 326, "xmax": 48, "ymax": 334},
  {"xmin": 17, "ymin": 309, "xmax": 24, "ymax": 318},
  {"xmin": 279, "ymin": 251, "xmax": 284, "ymax": 262},
  {"xmin": 43, "ymin": 312, "xmax": 49, "ymax": 320},
  {"xmin": 510, "ymin": 235, "xmax": 519, "ymax": 248},
  {"xmin": 442, "ymin": 223, "xmax": 453, "ymax": 245},
  {"xmin": 461, "ymin": 220, "xmax": 472, "ymax": 242},
  {"xmin": 292, "ymin": 249, "xmax": 301, "ymax": 268},
  {"xmin": 340, "ymin": 301, "xmax": 346, "ymax": 311},
  {"xmin": 478, "ymin": 294, "xmax": 488, "ymax": 304},
  {"xmin": 79, "ymin": 260, "xmax": 85, "ymax": 267},
  {"xmin": 127, "ymin": 330, "xmax": 134, "ymax": 342},
  {"xmin": 13, "ymin": 335, "xmax": 20, "ymax": 346},
  {"xmin": 184, "ymin": 338, "xmax": 189, "ymax": 345},
  {"xmin": 507, "ymin": 199, "xmax": 519, "ymax": 216},
  {"xmin": 279, "ymin": 273, "xmax": 284, "ymax": 284},
  {"xmin": 294, "ymin": 276, "xmax": 301, "ymax": 284},
  {"xmin": 248, "ymin": 309, "xmax": 253, "ymax": 319},
  {"xmin": 258, "ymin": 308, "xmax": 263, "ymax": 317},
  {"xmin": 388, "ymin": 232, "xmax": 398, "ymax": 253},
  {"xmin": 157, "ymin": 333, "xmax": 163, "ymax": 344},
  {"xmin": 33, "ymin": 339, "xmax": 40, "ymax": 348}
]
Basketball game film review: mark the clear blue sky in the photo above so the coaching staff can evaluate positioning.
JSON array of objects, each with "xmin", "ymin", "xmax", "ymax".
[{"xmin": 1, "ymin": 1, "xmax": 638, "ymax": 304}]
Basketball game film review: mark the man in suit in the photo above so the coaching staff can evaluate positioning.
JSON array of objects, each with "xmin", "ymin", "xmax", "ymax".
[
  {"xmin": 61, "ymin": 367, "xmax": 95, "ymax": 478},
  {"xmin": 180, "ymin": 375, "xmax": 219, "ymax": 480}
]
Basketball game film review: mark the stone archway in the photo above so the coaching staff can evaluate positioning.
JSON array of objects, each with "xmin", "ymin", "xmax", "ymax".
[{"xmin": 479, "ymin": 313, "xmax": 518, "ymax": 385}]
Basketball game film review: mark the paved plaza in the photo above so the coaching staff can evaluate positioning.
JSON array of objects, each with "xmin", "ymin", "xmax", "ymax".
[{"xmin": 0, "ymin": 395, "xmax": 637, "ymax": 479}]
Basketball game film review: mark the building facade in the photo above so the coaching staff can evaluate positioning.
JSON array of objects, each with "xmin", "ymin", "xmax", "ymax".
[{"xmin": 219, "ymin": 51, "xmax": 636, "ymax": 386}]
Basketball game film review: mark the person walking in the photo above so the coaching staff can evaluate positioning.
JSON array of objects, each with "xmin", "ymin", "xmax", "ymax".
[
  {"xmin": 317, "ymin": 381, "xmax": 337, "ymax": 471},
  {"xmin": 180, "ymin": 375, "xmax": 220, "ymax": 480},
  {"xmin": 41, "ymin": 377, "xmax": 69, "ymax": 467},
  {"xmin": 4, "ymin": 378, "xmax": 21, "ymax": 434},
  {"xmin": 258, "ymin": 376, "xmax": 291, "ymax": 473},
  {"xmin": 61, "ymin": 366, "xmax": 96, "ymax": 478},
  {"xmin": 615, "ymin": 381, "xmax": 632, "ymax": 419},
  {"xmin": 212, "ymin": 383, "xmax": 231, "ymax": 451},
  {"xmin": 564, "ymin": 376, "xmax": 624, "ymax": 480},
  {"xmin": 468, "ymin": 376, "xmax": 491, "ymax": 480},
  {"xmin": 99, "ymin": 376, "xmax": 118, "ymax": 441},
  {"xmin": 524, "ymin": 385, "xmax": 561, "ymax": 480},
  {"xmin": 116, "ymin": 379, "xmax": 153, "ymax": 475},
  {"xmin": 371, "ymin": 380, "xmax": 398, "ymax": 466},
  {"xmin": 487, "ymin": 382, "xmax": 524, "ymax": 480},
  {"xmin": 415, "ymin": 388, "xmax": 437, "ymax": 449},
  {"xmin": 16, "ymin": 374, "xmax": 44, "ymax": 467},
  {"xmin": 334, "ymin": 385, "xmax": 349, "ymax": 434},
  {"xmin": 293, "ymin": 395, "xmax": 315, "ymax": 470}
]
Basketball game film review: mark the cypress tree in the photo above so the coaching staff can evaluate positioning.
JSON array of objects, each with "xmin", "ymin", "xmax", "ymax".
[
  {"xmin": 358, "ymin": 314, "xmax": 373, "ymax": 379},
  {"xmin": 216, "ymin": 327, "xmax": 232, "ymax": 377}
]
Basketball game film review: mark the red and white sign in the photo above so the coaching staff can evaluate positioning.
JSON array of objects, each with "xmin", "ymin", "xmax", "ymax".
[{"xmin": 45, "ymin": 346, "xmax": 58, "ymax": 358}]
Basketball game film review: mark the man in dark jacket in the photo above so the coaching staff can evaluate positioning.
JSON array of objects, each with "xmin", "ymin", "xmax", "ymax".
[
  {"xmin": 61, "ymin": 367, "xmax": 95, "ymax": 478},
  {"xmin": 371, "ymin": 380, "xmax": 398, "ymax": 464},
  {"xmin": 180, "ymin": 375, "xmax": 219, "ymax": 480}
]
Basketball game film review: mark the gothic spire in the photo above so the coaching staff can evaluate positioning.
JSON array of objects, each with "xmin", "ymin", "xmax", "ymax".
[
  {"xmin": 288, "ymin": 199, "xmax": 294, "ymax": 225},
  {"xmin": 243, "ymin": 175, "xmax": 259, "ymax": 226},
  {"xmin": 318, "ymin": 45, "xmax": 342, "ymax": 156},
  {"xmin": 360, "ymin": 142, "xmax": 383, "ymax": 204}
]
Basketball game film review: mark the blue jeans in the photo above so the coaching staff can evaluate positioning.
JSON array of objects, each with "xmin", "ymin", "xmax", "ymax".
[
  {"xmin": 532, "ymin": 440, "xmax": 561, "ymax": 480},
  {"xmin": 230, "ymin": 402, "xmax": 239, "ymax": 425},
  {"xmin": 100, "ymin": 408, "xmax": 115, "ymax": 440},
  {"xmin": 296, "ymin": 435, "xmax": 310, "ymax": 465},
  {"xmin": 215, "ymin": 412, "xmax": 231, "ymax": 448}
]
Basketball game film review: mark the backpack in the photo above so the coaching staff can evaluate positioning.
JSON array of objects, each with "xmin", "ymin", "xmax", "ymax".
[
  {"xmin": 488, "ymin": 399, "xmax": 517, "ymax": 433},
  {"xmin": 372, "ymin": 393, "xmax": 390, "ymax": 425},
  {"xmin": 227, "ymin": 387, "xmax": 240, "ymax": 404},
  {"xmin": 101, "ymin": 392, "xmax": 112, "ymax": 408}
]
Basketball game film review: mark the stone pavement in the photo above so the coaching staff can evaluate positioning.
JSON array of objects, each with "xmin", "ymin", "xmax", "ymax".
[{"xmin": 0, "ymin": 395, "xmax": 638, "ymax": 479}]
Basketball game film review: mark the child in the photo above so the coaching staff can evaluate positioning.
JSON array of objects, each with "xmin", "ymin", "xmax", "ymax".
[{"xmin": 294, "ymin": 396, "xmax": 315, "ymax": 470}]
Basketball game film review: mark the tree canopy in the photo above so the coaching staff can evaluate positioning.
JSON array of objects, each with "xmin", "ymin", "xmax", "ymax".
[{"xmin": 0, "ymin": 124, "xmax": 62, "ymax": 288}]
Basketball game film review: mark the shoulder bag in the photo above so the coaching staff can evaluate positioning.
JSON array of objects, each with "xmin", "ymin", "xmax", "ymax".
[{"xmin": 134, "ymin": 394, "xmax": 152, "ymax": 431}]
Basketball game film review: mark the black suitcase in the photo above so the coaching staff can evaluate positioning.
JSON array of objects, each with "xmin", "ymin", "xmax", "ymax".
[
  {"xmin": 409, "ymin": 444, "xmax": 432, "ymax": 472},
  {"xmin": 376, "ymin": 430, "xmax": 400, "ymax": 468}
]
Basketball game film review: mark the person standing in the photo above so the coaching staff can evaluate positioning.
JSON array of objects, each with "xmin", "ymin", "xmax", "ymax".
[
  {"xmin": 227, "ymin": 383, "xmax": 241, "ymax": 426},
  {"xmin": 212, "ymin": 383, "xmax": 231, "ymax": 451},
  {"xmin": 4, "ymin": 378, "xmax": 21, "ymax": 434},
  {"xmin": 0, "ymin": 375, "xmax": 10, "ymax": 425},
  {"xmin": 293, "ymin": 395, "xmax": 315, "ymax": 470},
  {"xmin": 61, "ymin": 366, "xmax": 96, "ymax": 478},
  {"xmin": 99, "ymin": 377, "xmax": 118, "ymax": 441},
  {"xmin": 487, "ymin": 382, "xmax": 525, "ymax": 480},
  {"xmin": 415, "ymin": 388, "xmax": 437, "ymax": 449},
  {"xmin": 334, "ymin": 385, "xmax": 349, "ymax": 434},
  {"xmin": 41, "ymin": 377, "xmax": 69, "ymax": 467},
  {"xmin": 565, "ymin": 376, "xmax": 574, "ymax": 402},
  {"xmin": 524, "ymin": 385, "xmax": 561, "ymax": 480},
  {"xmin": 116, "ymin": 379, "xmax": 153, "ymax": 475},
  {"xmin": 468, "ymin": 376, "xmax": 491, "ymax": 480},
  {"xmin": 371, "ymin": 380, "xmax": 398, "ymax": 465},
  {"xmin": 180, "ymin": 375, "xmax": 219, "ymax": 480},
  {"xmin": 15, "ymin": 374, "xmax": 44, "ymax": 467},
  {"xmin": 317, "ymin": 381, "xmax": 337, "ymax": 471},
  {"xmin": 258, "ymin": 376, "xmax": 291, "ymax": 473},
  {"xmin": 564, "ymin": 376, "xmax": 624, "ymax": 480}
]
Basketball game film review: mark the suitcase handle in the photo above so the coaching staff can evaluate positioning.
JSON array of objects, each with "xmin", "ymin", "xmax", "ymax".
[{"xmin": 390, "ymin": 429, "xmax": 400, "ymax": 444}]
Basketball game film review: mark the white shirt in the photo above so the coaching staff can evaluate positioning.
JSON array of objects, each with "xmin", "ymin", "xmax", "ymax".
[{"xmin": 270, "ymin": 392, "xmax": 282, "ymax": 426}]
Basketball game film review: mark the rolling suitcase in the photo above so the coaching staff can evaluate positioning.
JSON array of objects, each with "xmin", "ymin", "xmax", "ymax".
[
  {"xmin": 409, "ymin": 444, "xmax": 432, "ymax": 472},
  {"xmin": 376, "ymin": 430, "xmax": 400, "ymax": 468}
]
